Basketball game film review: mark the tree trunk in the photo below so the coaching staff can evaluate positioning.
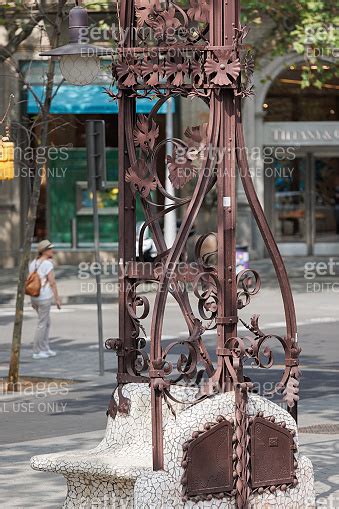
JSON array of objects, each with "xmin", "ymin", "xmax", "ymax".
[{"xmin": 7, "ymin": 0, "xmax": 67, "ymax": 391}]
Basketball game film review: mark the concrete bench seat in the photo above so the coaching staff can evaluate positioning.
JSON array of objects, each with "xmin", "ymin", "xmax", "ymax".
[
  {"xmin": 31, "ymin": 384, "xmax": 156, "ymax": 508},
  {"xmin": 30, "ymin": 383, "xmax": 195, "ymax": 508},
  {"xmin": 31, "ymin": 451, "xmax": 152, "ymax": 479}
]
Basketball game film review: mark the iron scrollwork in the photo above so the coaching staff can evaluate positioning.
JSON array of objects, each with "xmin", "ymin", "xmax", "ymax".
[{"xmin": 108, "ymin": 0, "xmax": 301, "ymax": 506}]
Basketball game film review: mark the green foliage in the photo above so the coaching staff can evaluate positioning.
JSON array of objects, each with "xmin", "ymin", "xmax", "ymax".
[
  {"xmin": 0, "ymin": 0, "xmax": 337, "ymax": 87},
  {"xmin": 241, "ymin": 0, "xmax": 339, "ymax": 87},
  {"xmin": 84, "ymin": 0, "xmax": 112, "ymax": 12}
]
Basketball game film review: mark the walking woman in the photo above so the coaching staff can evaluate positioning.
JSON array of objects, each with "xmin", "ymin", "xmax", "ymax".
[{"xmin": 29, "ymin": 240, "xmax": 61, "ymax": 359}]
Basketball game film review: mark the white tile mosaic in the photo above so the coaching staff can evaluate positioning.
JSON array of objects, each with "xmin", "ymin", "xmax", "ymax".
[{"xmin": 30, "ymin": 384, "xmax": 315, "ymax": 508}]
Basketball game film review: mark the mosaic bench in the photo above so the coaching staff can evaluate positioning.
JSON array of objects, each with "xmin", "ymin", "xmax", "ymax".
[
  {"xmin": 31, "ymin": 384, "xmax": 315, "ymax": 508},
  {"xmin": 31, "ymin": 384, "xmax": 153, "ymax": 508},
  {"xmin": 30, "ymin": 383, "xmax": 186, "ymax": 508}
]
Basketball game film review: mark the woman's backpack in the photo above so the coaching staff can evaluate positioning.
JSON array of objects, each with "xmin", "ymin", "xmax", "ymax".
[{"xmin": 25, "ymin": 262, "xmax": 41, "ymax": 297}]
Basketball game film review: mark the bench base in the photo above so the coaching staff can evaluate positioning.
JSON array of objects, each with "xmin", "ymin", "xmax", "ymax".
[{"xmin": 63, "ymin": 474, "xmax": 134, "ymax": 509}]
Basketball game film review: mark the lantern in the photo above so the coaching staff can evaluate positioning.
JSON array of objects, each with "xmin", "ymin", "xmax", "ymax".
[{"xmin": 0, "ymin": 136, "xmax": 14, "ymax": 181}]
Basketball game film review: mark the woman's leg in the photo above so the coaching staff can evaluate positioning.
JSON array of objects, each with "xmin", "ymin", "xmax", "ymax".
[
  {"xmin": 33, "ymin": 300, "xmax": 52, "ymax": 353},
  {"xmin": 43, "ymin": 305, "xmax": 51, "ymax": 352},
  {"xmin": 32, "ymin": 304, "xmax": 41, "ymax": 354}
]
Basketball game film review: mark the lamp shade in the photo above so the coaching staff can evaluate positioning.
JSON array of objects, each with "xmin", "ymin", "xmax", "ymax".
[
  {"xmin": 60, "ymin": 54, "xmax": 101, "ymax": 86},
  {"xmin": 40, "ymin": 5, "xmax": 112, "ymax": 85}
]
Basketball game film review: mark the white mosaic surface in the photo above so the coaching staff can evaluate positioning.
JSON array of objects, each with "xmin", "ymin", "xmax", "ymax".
[
  {"xmin": 134, "ymin": 455, "xmax": 315, "ymax": 509},
  {"xmin": 30, "ymin": 384, "xmax": 315, "ymax": 508},
  {"xmin": 31, "ymin": 384, "xmax": 154, "ymax": 507}
]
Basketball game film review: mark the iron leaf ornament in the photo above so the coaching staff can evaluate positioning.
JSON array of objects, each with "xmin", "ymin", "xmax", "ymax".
[
  {"xmin": 283, "ymin": 377, "xmax": 300, "ymax": 407},
  {"xmin": 167, "ymin": 147, "xmax": 198, "ymax": 190},
  {"xmin": 135, "ymin": 0, "xmax": 158, "ymax": 28},
  {"xmin": 164, "ymin": 56, "xmax": 189, "ymax": 87},
  {"xmin": 187, "ymin": 0, "xmax": 210, "ymax": 24},
  {"xmin": 141, "ymin": 56, "xmax": 165, "ymax": 86},
  {"xmin": 116, "ymin": 53, "xmax": 140, "ymax": 87},
  {"xmin": 134, "ymin": 114, "xmax": 160, "ymax": 154},
  {"xmin": 125, "ymin": 159, "xmax": 157, "ymax": 198},
  {"xmin": 152, "ymin": 5, "xmax": 181, "ymax": 39}
]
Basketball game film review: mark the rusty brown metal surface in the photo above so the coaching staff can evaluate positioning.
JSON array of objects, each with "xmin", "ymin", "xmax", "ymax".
[
  {"xmin": 182, "ymin": 417, "xmax": 233, "ymax": 501},
  {"xmin": 181, "ymin": 413, "xmax": 298, "ymax": 504},
  {"xmin": 250, "ymin": 416, "xmax": 297, "ymax": 489},
  {"xmin": 103, "ymin": 0, "xmax": 301, "ymax": 505}
]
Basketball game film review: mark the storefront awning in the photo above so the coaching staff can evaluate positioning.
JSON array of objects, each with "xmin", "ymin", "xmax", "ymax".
[{"xmin": 27, "ymin": 84, "xmax": 173, "ymax": 115}]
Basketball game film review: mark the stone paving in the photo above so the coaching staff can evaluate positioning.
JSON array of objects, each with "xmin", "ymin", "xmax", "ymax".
[
  {"xmin": 1, "ymin": 256, "xmax": 338, "ymax": 305},
  {"xmin": 0, "ymin": 259, "xmax": 338, "ymax": 507}
]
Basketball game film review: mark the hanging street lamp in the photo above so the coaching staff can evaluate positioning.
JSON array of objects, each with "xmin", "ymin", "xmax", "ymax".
[
  {"xmin": 40, "ymin": 3, "xmax": 112, "ymax": 86},
  {"xmin": 0, "ymin": 132, "xmax": 14, "ymax": 181},
  {"xmin": 0, "ymin": 95, "xmax": 15, "ymax": 181}
]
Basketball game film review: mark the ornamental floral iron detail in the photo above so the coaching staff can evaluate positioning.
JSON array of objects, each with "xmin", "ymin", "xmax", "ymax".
[{"xmin": 105, "ymin": 1, "xmax": 301, "ymax": 507}]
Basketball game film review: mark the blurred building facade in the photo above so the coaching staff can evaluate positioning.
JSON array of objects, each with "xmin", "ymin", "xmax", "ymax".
[
  {"xmin": 241, "ymin": 56, "xmax": 339, "ymax": 258},
  {"xmin": 0, "ymin": 6, "xmax": 338, "ymax": 267}
]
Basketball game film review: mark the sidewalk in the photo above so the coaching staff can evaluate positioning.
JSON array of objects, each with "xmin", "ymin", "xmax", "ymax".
[
  {"xmin": 0, "ymin": 258, "xmax": 338, "ymax": 507},
  {"xmin": 0, "ymin": 430, "xmax": 103, "ymax": 509},
  {"xmin": 0, "ymin": 265, "xmax": 119, "ymax": 305},
  {"xmin": 1, "ymin": 256, "xmax": 339, "ymax": 305}
]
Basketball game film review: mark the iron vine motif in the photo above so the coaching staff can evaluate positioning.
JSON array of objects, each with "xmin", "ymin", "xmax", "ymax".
[{"xmin": 105, "ymin": 0, "xmax": 301, "ymax": 507}]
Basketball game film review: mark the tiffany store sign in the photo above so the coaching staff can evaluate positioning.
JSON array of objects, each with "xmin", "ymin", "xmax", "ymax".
[{"xmin": 265, "ymin": 122, "xmax": 339, "ymax": 146}]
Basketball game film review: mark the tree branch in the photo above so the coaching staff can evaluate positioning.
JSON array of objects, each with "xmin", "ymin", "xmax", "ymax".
[{"xmin": 0, "ymin": 13, "xmax": 44, "ymax": 64}]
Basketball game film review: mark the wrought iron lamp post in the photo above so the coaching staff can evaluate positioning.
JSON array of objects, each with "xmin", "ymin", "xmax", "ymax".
[
  {"xmin": 105, "ymin": 0, "xmax": 300, "ymax": 471},
  {"xmin": 42, "ymin": 1, "xmax": 303, "ymax": 506}
]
